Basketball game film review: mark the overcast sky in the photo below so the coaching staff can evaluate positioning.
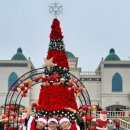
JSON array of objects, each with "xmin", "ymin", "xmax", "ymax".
[{"xmin": 0, "ymin": 0, "xmax": 130, "ymax": 71}]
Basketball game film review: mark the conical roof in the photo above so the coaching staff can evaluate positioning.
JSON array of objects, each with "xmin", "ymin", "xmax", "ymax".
[
  {"xmin": 11, "ymin": 48, "xmax": 27, "ymax": 60},
  {"xmin": 66, "ymin": 51, "xmax": 75, "ymax": 58},
  {"xmin": 105, "ymin": 48, "xmax": 120, "ymax": 61}
]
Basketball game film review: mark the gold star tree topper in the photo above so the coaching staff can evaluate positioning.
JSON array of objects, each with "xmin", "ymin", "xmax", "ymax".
[{"xmin": 44, "ymin": 58, "xmax": 55, "ymax": 70}]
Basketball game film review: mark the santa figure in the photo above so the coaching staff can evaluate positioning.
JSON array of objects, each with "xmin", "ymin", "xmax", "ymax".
[{"xmin": 96, "ymin": 110, "xmax": 108, "ymax": 130}]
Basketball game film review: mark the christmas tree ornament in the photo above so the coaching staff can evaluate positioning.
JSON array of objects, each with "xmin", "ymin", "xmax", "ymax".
[
  {"xmin": 60, "ymin": 77, "xmax": 65, "ymax": 84},
  {"xmin": 23, "ymin": 89, "xmax": 28, "ymax": 94},
  {"xmin": 91, "ymin": 105, "xmax": 97, "ymax": 111},
  {"xmin": 11, "ymin": 86, "xmax": 17, "ymax": 92},
  {"xmin": 21, "ymin": 93, "xmax": 27, "ymax": 97},
  {"xmin": 34, "ymin": 77, "xmax": 39, "ymax": 82},
  {"xmin": 44, "ymin": 58, "xmax": 55, "ymax": 70},
  {"xmin": 88, "ymin": 126, "xmax": 95, "ymax": 130},
  {"xmin": 24, "ymin": 82, "xmax": 29, "ymax": 87},
  {"xmin": 28, "ymin": 79, "xmax": 33, "ymax": 86},
  {"xmin": 88, "ymin": 106, "xmax": 92, "ymax": 110},
  {"xmin": 10, "ymin": 105, "xmax": 15, "ymax": 111},
  {"xmin": 19, "ymin": 86, "xmax": 25, "ymax": 91},
  {"xmin": 82, "ymin": 105, "xmax": 88, "ymax": 111},
  {"xmin": 78, "ymin": 86, "xmax": 85, "ymax": 92},
  {"xmin": 20, "ymin": 77, "xmax": 24, "ymax": 83}
]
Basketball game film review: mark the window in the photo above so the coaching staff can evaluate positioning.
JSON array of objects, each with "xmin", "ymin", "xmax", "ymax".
[
  {"xmin": 112, "ymin": 73, "xmax": 122, "ymax": 92},
  {"xmin": 8, "ymin": 72, "xmax": 18, "ymax": 90}
]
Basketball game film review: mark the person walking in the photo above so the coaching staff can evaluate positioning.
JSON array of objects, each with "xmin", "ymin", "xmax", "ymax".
[{"xmin": 114, "ymin": 120, "xmax": 120, "ymax": 130}]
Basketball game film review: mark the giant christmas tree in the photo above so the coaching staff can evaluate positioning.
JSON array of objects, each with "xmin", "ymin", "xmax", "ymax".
[{"xmin": 35, "ymin": 18, "xmax": 79, "ymax": 120}]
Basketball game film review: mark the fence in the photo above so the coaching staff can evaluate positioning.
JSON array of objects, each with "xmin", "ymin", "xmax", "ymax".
[
  {"xmin": 119, "ymin": 118, "xmax": 130, "ymax": 130},
  {"xmin": 94, "ymin": 111, "xmax": 130, "ymax": 118}
]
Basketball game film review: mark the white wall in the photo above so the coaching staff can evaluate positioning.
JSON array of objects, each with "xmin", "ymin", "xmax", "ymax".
[
  {"xmin": 0, "ymin": 60, "xmax": 34, "ymax": 108},
  {"xmin": 82, "ymin": 81, "xmax": 101, "ymax": 105},
  {"xmin": 101, "ymin": 61, "xmax": 130, "ymax": 109}
]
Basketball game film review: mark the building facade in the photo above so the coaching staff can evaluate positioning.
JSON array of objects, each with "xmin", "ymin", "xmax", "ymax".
[
  {"xmin": 0, "ymin": 48, "xmax": 35, "ymax": 110},
  {"xmin": 0, "ymin": 48, "xmax": 130, "ymax": 111},
  {"xmin": 67, "ymin": 48, "xmax": 130, "ymax": 111}
]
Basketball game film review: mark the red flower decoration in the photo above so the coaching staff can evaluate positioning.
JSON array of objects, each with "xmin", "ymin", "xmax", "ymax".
[
  {"xmin": 24, "ymin": 82, "xmax": 29, "ymax": 87},
  {"xmin": 88, "ymin": 126, "xmax": 95, "ymax": 130},
  {"xmin": 34, "ymin": 77, "xmax": 39, "ymax": 82},
  {"xmin": 86, "ymin": 114, "xmax": 92, "ymax": 122},
  {"xmin": 11, "ymin": 86, "xmax": 17, "ymax": 92},
  {"xmin": 19, "ymin": 86, "xmax": 25, "ymax": 91},
  {"xmin": 36, "ymin": 85, "xmax": 78, "ymax": 112},
  {"xmin": 21, "ymin": 93, "xmax": 27, "ymax": 97},
  {"xmin": 82, "ymin": 105, "xmax": 88, "ymax": 111},
  {"xmin": 10, "ymin": 105, "xmax": 15, "ymax": 111}
]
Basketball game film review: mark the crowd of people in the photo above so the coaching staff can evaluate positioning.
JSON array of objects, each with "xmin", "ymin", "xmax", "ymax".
[
  {"xmin": 0, "ymin": 107, "xmax": 122, "ymax": 130},
  {"xmin": 23, "ymin": 101, "xmax": 83, "ymax": 130},
  {"xmin": 0, "ymin": 102, "xmax": 122, "ymax": 130},
  {"xmin": 0, "ymin": 102, "xmax": 86, "ymax": 130}
]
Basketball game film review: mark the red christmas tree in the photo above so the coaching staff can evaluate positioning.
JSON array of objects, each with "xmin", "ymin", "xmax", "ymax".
[
  {"xmin": 47, "ymin": 18, "xmax": 69, "ymax": 69},
  {"xmin": 35, "ymin": 18, "xmax": 78, "ymax": 120}
]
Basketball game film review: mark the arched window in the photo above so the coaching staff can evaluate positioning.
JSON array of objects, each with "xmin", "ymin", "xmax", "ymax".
[
  {"xmin": 8, "ymin": 72, "xmax": 18, "ymax": 90},
  {"xmin": 112, "ymin": 73, "xmax": 122, "ymax": 92}
]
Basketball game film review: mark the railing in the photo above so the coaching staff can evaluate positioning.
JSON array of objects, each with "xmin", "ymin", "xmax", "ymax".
[
  {"xmin": 94, "ymin": 111, "xmax": 130, "ymax": 118},
  {"xmin": 119, "ymin": 118, "xmax": 130, "ymax": 130},
  {"xmin": 80, "ymin": 71, "xmax": 100, "ymax": 76}
]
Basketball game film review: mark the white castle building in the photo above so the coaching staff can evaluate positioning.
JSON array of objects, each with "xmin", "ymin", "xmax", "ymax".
[{"xmin": 0, "ymin": 47, "xmax": 130, "ymax": 111}]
